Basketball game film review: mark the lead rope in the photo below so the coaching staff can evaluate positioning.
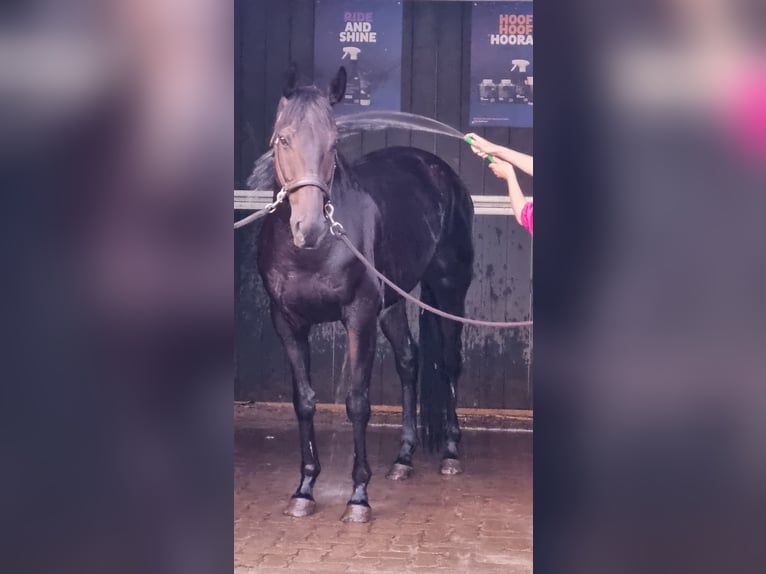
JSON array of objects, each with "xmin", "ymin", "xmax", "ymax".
[
  {"xmin": 324, "ymin": 204, "xmax": 533, "ymax": 329},
  {"xmin": 235, "ymin": 163, "xmax": 531, "ymax": 328},
  {"xmin": 234, "ymin": 151, "xmax": 337, "ymax": 230},
  {"xmin": 233, "ymin": 187, "xmax": 287, "ymax": 229}
]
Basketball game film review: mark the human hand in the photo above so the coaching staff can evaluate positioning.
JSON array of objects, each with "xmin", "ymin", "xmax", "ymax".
[
  {"xmin": 488, "ymin": 158, "xmax": 516, "ymax": 181},
  {"xmin": 464, "ymin": 133, "xmax": 501, "ymax": 159}
]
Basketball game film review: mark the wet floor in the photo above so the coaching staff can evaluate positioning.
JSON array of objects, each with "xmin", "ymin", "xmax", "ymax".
[{"xmin": 235, "ymin": 405, "xmax": 532, "ymax": 574}]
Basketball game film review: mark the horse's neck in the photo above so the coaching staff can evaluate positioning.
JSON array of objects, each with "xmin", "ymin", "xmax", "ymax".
[{"xmin": 332, "ymin": 154, "xmax": 357, "ymax": 202}]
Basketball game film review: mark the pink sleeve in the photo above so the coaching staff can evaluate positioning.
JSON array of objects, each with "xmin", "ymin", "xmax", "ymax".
[{"xmin": 520, "ymin": 202, "xmax": 533, "ymax": 236}]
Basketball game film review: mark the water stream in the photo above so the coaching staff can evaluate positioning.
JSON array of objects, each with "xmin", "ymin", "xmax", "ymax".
[
  {"xmin": 336, "ymin": 111, "xmax": 466, "ymax": 140},
  {"xmin": 245, "ymin": 112, "xmax": 470, "ymax": 191}
]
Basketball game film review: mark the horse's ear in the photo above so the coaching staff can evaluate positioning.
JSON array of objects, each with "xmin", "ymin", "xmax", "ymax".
[
  {"xmin": 283, "ymin": 62, "xmax": 299, "ymax": 98},
  {"xmin": 329, "ymin": 67, "xmax": 347, "ymax": 105}
]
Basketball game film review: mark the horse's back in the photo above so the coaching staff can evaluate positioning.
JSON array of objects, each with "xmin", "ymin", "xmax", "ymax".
[
  {"xmin": 353, "ymin": 146, "xmax": 471, "ymax": 234},
  {"xmin": 352, "ymin": 146, "xmax": 473, "ymax": 301}
]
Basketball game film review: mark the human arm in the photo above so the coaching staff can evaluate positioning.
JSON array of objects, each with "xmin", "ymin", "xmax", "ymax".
[
  {"xmin": 464, "ymin": 132, "xmax": 534, "ymax": 176},
  {"xmin": 487, "ymin": 159, "xmax": 532, "ymax": 233}
]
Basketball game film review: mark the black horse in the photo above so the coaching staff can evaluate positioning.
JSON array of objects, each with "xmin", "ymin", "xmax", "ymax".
[{"xmin": 247, "ymin": 65, "xmax": 474, "ymax": 522}]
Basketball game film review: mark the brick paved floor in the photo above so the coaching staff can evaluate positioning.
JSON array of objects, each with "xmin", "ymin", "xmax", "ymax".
[{"xmin": 235, "ymin": 405, "xmax": 532, "ymax": 573}]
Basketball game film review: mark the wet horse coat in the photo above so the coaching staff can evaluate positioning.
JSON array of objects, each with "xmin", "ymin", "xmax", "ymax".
[{"xmin": 248, "ymin": 66, "xmax": 474, "ymax": 521}]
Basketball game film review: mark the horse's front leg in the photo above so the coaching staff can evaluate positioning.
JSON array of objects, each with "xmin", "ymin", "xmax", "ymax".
[
  {"xmin": 271, "ymin": 306, "xmax": 320, "ymax": 517},
  {"xmin": 339, "ymin": 294, "xmax": 379, "ymax": 523}
]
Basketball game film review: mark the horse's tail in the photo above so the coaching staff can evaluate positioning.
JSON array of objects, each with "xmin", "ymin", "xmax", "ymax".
[{"xmin": 418, "ymin": 282, "xmax": 449, "ymax": 453}]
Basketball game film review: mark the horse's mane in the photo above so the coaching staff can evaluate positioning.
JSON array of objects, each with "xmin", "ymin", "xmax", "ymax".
[{"xmin": 246, "ymin": 149, "xmax": 275, "ymax": 191}]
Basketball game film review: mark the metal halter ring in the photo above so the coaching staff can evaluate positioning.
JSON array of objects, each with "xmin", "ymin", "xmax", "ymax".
[
  {"xmin": 324, "ymin": 203, "xmax": 345, "ymax": 237},
  {"xmin": 267, "ymin": 188, "xmax": 287, "ymax": 213}
]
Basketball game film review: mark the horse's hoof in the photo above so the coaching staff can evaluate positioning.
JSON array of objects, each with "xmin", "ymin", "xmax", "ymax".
[
  {"xmin": 340, "ymin": 503, "xmax": 372, "ymax": 523},
  {"xmin": 440, "ymin": 458, "xmax": 463, "ymax": 475},
  {"xmin": 284, "ymin": 496, "xmax": 316, "ymax": 518},
  {"xmin": 386, "ymin": 463, "xmax": 414, "ymax": 481}
]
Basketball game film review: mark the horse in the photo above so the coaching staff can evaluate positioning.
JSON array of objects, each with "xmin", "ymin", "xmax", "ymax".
[{"xmin": 247, "ymin": 64, "xmax": 475, "ymax": 522}]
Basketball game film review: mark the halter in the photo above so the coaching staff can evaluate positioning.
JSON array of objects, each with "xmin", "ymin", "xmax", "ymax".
[{"xmin": 272, "ymin": 137, "xmax": 337, "ymax": 201}]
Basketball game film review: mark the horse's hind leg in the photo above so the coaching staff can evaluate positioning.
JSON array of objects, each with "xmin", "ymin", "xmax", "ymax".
[
  {"xmin": 380, "ymin": 301, "xmax": 418, "ymax": 481},
  {"xmin": 431, "ymin": 279, "xmax": 471, "ymax": 476},
  {"xmin": 271, "ymin": 307, "xmax": 320, "ymax": 517}
]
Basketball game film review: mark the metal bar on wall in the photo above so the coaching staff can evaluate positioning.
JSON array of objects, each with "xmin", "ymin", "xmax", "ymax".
[
  {"xmin": 407, "ymin": 1, "xmax": 527, "ymax": 3},
  {"xmin": 234, "ymin": 190, "xmax": 531, "ymax": 216}
]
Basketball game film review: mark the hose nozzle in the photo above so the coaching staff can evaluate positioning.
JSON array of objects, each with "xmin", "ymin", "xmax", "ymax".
[{"xmin": 464, "ymin": 136, "xmax": 494, "ymax": 163}]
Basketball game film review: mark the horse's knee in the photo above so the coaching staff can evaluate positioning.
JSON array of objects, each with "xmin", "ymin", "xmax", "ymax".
[
  {"xmin": 345, "ymin": 389, "xmax": 370, "ymax": 423},
  {"xmin": 293, "ymin": 389, "xmax": 317, "ymax": 420}
]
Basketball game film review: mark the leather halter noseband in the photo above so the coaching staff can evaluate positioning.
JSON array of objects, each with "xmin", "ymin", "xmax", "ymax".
[
  {"xmin": 272, "ymin": 138, "xmax": 336, "ymax": 200},
  {"xmin": 282, "ymin": 175, "xmax": 332, "ymax": 197}
]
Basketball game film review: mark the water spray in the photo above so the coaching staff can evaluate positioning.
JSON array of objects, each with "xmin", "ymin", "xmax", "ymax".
[{"xmin": 334, "ymin": 111, "xmax": 496, "ymax": 164}]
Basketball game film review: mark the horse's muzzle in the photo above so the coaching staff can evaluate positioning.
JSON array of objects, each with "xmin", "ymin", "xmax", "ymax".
[
  {"xmin": 285, "ymin": 180, "xmax": 330, "ymax": 249},
  {"xmin": 291, "ymin": 218, "xmax": 327, "ymax": 249}
]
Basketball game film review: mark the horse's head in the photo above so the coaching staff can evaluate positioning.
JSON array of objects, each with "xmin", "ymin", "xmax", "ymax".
[{"xmin": 271, "ymin": 64, "xmax": 346, "ymax": 249}]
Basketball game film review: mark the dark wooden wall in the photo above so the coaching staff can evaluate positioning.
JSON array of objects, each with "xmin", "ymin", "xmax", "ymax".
[{"xmin": 235, "ymin": 0, "xmax": 533, "ymax": 409}]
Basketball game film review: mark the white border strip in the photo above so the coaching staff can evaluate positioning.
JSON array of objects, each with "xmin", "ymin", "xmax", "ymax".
[
  {"xmin": 365, "ymin": 422, "xmax": 532, "ymax": 433},
  {"xmin": 234, "ymin": 190, "xmax": 531, "ymax": 217}
]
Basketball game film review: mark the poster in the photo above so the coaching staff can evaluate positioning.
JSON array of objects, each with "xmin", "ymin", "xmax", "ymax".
[
  {"xmin": 314, "ymin": 0, "xmax": 403, "ymax": 116},
  {"xmin": 469, "ymin": 1, "xmax": 534, "ymax": 127}
]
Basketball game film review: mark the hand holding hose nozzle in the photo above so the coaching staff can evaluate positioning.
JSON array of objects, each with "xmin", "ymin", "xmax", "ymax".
[
  {"xmin": 464, "ymin": 133, "xmax": 534, "ymax": 177},
  {"xmin": 464, "ymin": 135, "xmax": 495, "ymax": 163}
]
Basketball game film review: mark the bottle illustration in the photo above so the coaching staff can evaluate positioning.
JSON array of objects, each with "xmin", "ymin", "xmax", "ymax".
[
  {"xmin": 478, "ymin": 79, "xmax": 498, "ymax": 103},
  {"xmin": 510, "ymin": 59, "xmax": 531, "ymax": 103},
  {"xmin": 342, "ymin": 47, "xmax": 369, "ymax": 105},
  {"xmin": 498, "ymin": 79, "xmax": 513, "ymax": 102},
  {"xmin": 525, "ymin": 75, "xmax": 533, "ymax": 105},
  {"xmin": 359, "ymin": 77, "xmax": 371, "ymax": 106}
]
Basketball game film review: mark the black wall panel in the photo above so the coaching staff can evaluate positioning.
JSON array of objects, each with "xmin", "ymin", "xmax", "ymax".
[{"xmin": 235, "ymin": 0, "xmax": 533, "ymax": 409}]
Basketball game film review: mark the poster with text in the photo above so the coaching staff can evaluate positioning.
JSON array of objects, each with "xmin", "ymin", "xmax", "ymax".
[
  {"xmin": 470, "ymin": 1, "xmax": 533, "ymax": 127},
  {"xmin": 314, "ymin": 0, "xmax": 403, "ymax": 116}
]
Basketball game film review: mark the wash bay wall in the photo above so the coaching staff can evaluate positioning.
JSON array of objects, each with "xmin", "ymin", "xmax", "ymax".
[{"xmin": 235, "ymin": 0, "xmax": 533, "ymax": 409}]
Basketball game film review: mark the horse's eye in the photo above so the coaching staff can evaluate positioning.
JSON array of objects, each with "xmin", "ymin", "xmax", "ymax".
[{"xmin": 278, "ymin": 135, "xmax": 289, "ymax": 146}]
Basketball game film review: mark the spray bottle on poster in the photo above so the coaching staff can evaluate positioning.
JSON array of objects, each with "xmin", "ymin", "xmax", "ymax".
[
  {"xmin": 511, "ymin": 59, "xmax": 531, "ymax": 104},
  {"xmin": 342, "ymin": 46, "xmax": 371, "ymax": 106},
  {"xmin": 479, "ymin": 79, "xmax": 498, "ymax": 103}
]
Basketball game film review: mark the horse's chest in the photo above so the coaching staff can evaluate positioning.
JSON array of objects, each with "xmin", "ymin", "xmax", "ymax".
[{"xmin": 268, "ymin": 269, "xmax": 350, "ymax": 320}]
